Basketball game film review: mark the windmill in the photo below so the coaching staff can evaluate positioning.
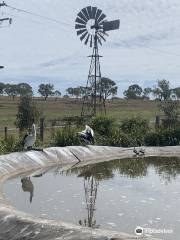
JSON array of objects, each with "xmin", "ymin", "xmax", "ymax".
[{"xmin": 75, "ymin": 6, "xmax": 120, "ymax": 118}]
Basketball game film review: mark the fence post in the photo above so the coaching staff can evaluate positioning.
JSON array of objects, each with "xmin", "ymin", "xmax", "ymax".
[
  {"xmin": 4, "ymin": 126, "xmax": 8, "ymax": 141},
  {"xmin": 40, "ymin": 118, "xmax": 44, "ymax": 142},
  {"xmin": 155, "ymin": 115, "xmax": 160, "ymax": 128}
]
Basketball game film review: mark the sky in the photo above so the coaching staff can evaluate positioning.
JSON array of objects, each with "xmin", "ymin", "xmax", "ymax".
[{"xmin": 0, "ymin": 0, "xmax": 180, "ymax": 96}]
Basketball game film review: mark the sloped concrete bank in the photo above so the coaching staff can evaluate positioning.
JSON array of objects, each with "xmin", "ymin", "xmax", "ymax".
[{"xmin": 1, "ymin": 145, "xmax": 179, "ymax": 240}]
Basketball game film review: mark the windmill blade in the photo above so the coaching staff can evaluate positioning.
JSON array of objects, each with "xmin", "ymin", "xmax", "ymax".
[
  {"xmin": 78, "ymin": 11, "xmax": 88, "ymax": 22},
  {"xmin": 77, "ymin": 28, "xmax": 87, "ymax": 36},
  {"xmin": 97, "ymin": 32, "xmax": 106, "ymax": 42},
  {"xmin": 85, "ymin": 34, "xmax": 90, "ymax": 45},
  {"xmin": 95, "ymin": 9, "xmax": 102, "ymax": 21},
  {"xmin": 86, "ymin": 6, "xmax": 92, "ymax": 19},
  {"xmin": 90, "ymin": 35, "xmax": 93, "ymax": 47},
  {"xmin": 92, "ymin": 7, "xmax": 97, "ymax": 19},
  {"xmin": 80, "ymin": 31, "xmax": 88, "ymax": 41},
  {"xmin": 99, "ymin": 30, "xmax": 109, "ymax": 37},
  {"xmin": 75, "ymin": 17, "xmax": 86, "ymax": 25},
  {"xmin": 75, "ymin": 24, "xmax": 86, "ymax": 30},
  {"xmin": 82, "ymin": 7, "xmax": 90, "ymax": 20},
  {"xmin": 97, "ymin": 13, "xmax": 106, "ymax": 24},
  {"xmin": 103, "ymin": 20, "xmax": 120, "ymax": 32}
]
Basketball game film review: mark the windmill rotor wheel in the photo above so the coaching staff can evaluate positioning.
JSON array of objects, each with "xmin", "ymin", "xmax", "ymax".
[{"xmin": 75, "ymin": 6, "xmax": 107, "ymax": 47}]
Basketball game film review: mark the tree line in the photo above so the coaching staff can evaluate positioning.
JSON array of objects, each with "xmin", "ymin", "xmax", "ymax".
[
  {"xmin": 123, "ymin": 79, "xmax": 180, "ymax": 100},
  {"xmin": 0, "ymin": 77, "xmax": 118, "ymax": 101},
  {"xmin": 0, "ymin": 79, "xmax": 179, "ymax": 101},
  {"xmin": 0, "ymin": 82, "xmax": 61, "ymax": 101}
]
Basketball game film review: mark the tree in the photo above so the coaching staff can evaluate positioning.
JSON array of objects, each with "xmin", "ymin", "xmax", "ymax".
[
  {"xmin": 111, "ymin": 86, "xmax": 118, "ymax": 100},
  {"xmin": 160, "ymin": 99, "xmax": 179, "ymax": 129},
  {"xmin": 173, "ymin": 87, "xmax": 180, "ymax": 100},
  {"xmin": 142, "ymin": 87, "xmax": 152, "ymax": 99},
  {"xmin": 73, "ymin": 87, "xmax": 81, "ymax": 99},
  {"xmin": 79, "ymin": 86, "xmax": 86, "ymax": 99},
  {"xmin": 152, "ymin": 80, "xmax": 171, "ymax": 101},
  {"xmin": 123, "ymin": 84, "xmax": 142, "ymax": 99},
  {"xmin": 0, "ymin": 82, "xmax": 5, "ymax": 95},
  {"xmin": 63, "ymin": 94, "xmax": 69, "ymax": 99},
  {"xmin": 17, "ymin": 83, "xmax": 33, "ymax": 96},
  {"xmin": 99, "ymin": 77, "xmax": 118, "ymax": 101},
  {"xmin": 38, "ymin": 84, "xmax": 54, "ymax": 100},
  {"xmin": 66, "ymin": 87, "xmax": 74, "ymax": 98},
  {"xmin": 53, "ymin": 90, "xmax": 61, "ymax": 101},
  {"xmin": 16, "ymin": 96, "xmax": 40, "ymax": 131},
  {"xmin": 4, "ymin": 84, "xmax": 19, "ymax": 100}
]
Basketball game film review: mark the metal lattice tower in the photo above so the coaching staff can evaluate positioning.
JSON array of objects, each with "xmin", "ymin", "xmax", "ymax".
[
  {"xmin": 81, "ymin": 29, "xmax": 104, "ymax": 117},
  {"xmin": 75, "ymin": 6, "xmax": 120, "ymax": 118}
]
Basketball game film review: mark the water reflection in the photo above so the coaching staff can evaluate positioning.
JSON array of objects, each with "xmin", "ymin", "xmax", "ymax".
[
  {"xmin": 78, "ymin": 176, "xmax": 99, "ymax": 228},
  {"xmin": 21, "ymin": 177, "xmax": 34, "ymax": 203},
  {"xmin": 67, "ymin": 157, "xmax": 180, "ymax": 183},
  {"xmin": 19, "ymin": 157, "xmax": 180, "ymax": 231}
]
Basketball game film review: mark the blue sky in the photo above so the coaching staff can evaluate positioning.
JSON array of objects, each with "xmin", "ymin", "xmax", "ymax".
[{"xmin": 0, "ymin": 0, "xmax": 180, "ymax": 96}]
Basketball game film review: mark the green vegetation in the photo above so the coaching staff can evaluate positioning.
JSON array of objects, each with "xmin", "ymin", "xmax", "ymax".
[
  {"xmin": 0, "ymin": 79, "xmax": 180, "ymax": 155},
  {"xmin": 52, "ymin": 126, "xmax": 81, "ymax": 147},
  {"xmin": 0, "ymin": 136, "xmax": 22, "ymax": 155},
  {"xmin": 16, "ymin": 96, "xmax": 40, "ymax": 131},
  {"xmin": 145, "ymin": 128, "xmax": 180, "ymax": 146}
]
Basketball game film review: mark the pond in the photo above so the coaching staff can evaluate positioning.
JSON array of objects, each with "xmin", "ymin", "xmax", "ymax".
[{"xmin": 4, "ymin": 157, "xmax": 180, "ymax": 240}]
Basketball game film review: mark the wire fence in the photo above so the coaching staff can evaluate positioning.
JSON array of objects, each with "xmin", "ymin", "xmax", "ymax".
[{"xmin": 0, "ymin": 118, "xmax": 66, "ymax": 142}]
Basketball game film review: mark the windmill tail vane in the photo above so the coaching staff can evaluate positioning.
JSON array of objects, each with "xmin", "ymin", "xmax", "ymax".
[{"xmin": 75, "ymin": 6, "xmax": 120, "ymax": 118}]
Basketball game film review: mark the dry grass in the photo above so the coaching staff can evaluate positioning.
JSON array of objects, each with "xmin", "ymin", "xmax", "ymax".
[{"xmin": 0, "ymin": 96, "xmax": 160, "ymax": 131}]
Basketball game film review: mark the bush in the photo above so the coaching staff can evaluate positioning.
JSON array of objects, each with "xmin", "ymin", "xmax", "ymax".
[
  {"xmin": 52, "ymin": 126, "xmax": 81, "ymax": 147},
  {"xmin": 91, "ymin": 116, "xmax": 115, "ymax": 136},
  {"xmin": 121, "ymin": 117, "xmax": 149, "ymax": 145},
  {"xmin": 0, "ymin": 136, "xmax": 23, "ymax": 155},
  {"xmin": 108, "ymin": 130, "xmax": 131, "ymax": 147},
  {"xmin": 145, "ymin": 129, "xmax": 180, "ymax": 146}
]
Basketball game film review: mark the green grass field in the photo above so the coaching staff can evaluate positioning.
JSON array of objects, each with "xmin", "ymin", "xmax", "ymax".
[{"xmin": 0, "ymin": 96, "xmax": 160, "ymax": 130}]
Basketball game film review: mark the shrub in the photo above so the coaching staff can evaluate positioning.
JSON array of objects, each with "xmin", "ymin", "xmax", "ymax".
[
  {"xmin": 52, "ymin": 126, "xmax": 81, "ymax": 147},
  {"xmin": 108, "ymin": 130, "xmax": 131, "ymax": 147},
  {"xmin": 91, "ymin": 116, "xmax": 115, "ymax": 136},
  {"xmin": 144, "ymin": 132, "xmax": 160, "ymax": 146},
  {"xmin": 145, "ymin": 129, "xmax": 180, "ymax": 146},
  {"xmin": 0, "ymin": 136, "xmax": 22, "ymax": 155},
  {"xmin": 121, "ymin": 117, "xmax": 149, "ymax": 145}
]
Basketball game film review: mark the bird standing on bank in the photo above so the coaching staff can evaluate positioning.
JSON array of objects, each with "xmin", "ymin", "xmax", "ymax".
[
  {"xmin": 23, "ymin": 122, "xmax": 36, "ymax": 150},
  {"xmin": 133, "ymin": 147, "xmax": 145, "ymax": 157},
  {"xmin": 133, "ymin": 147, "xmax": 139, "ymax": 156},
  {"xmin": 78, "ymin": 125, "xmax": 94, "ymax": 144}
]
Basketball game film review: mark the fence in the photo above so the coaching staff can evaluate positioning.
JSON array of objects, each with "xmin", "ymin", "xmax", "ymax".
[{"xmin": 0, "ymin": 118, "xmax": 66, "ymax": 143}]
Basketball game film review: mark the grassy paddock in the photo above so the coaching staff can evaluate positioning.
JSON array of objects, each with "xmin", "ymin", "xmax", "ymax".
[{"xmin": 0, "ymin": 96, "xmax": 160, "ymax": 130}]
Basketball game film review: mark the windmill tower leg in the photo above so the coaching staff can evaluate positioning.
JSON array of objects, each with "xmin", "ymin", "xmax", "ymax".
[{"xmin": 81, "ymin": 31, "xmax": 106, "ymax": 119}]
